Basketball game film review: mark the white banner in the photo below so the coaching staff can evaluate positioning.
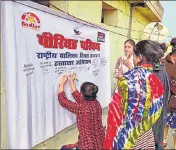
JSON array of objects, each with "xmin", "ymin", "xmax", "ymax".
[{"xmin": 2, "ymin": 1, "xmax": 111, "ymax": 149}]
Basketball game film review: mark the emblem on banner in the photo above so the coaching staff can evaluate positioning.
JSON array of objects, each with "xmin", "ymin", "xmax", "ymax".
[
  {"xmin": 21, "ymin": 12, "xmax": 40, "ymax": 30},
  {"xmin": 74, "ymin": 27, "xmax": 82, "ymax": 35},
  {"xmin": 97, "ymin": 32, "xmax": 105, "ymax": 42}
]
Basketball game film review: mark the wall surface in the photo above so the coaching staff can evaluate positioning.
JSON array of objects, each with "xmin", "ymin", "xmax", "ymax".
[{"xmin": 1, "ymin": 50, "xmax": 8, "ymax": 149}]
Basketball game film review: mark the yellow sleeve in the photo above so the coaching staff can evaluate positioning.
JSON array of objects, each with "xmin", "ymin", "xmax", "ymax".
[{"xmin": 117, "ymin": 77, "xmax": 129, "ymax": 117}]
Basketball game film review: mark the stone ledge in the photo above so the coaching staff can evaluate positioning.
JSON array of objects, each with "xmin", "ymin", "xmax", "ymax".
[{"xmin": 129, "ymin": 0, "xmax": 164, "ymax": 22}]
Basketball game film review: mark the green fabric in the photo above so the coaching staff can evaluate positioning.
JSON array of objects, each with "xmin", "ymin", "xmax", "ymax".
[{"xmin": 154, "ymin": 62, "xmax": 160, "ymax": 72}]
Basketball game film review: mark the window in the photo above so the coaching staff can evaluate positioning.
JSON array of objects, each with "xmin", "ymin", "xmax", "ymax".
[{"xmin": 101, "ymin": 2, "xmax": 118, "ymax": 27}]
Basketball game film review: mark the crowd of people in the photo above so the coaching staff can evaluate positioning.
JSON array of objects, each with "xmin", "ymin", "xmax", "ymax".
[{"xmin": 57, "ymin": 38, "xmax": 176, "ymax": 150}]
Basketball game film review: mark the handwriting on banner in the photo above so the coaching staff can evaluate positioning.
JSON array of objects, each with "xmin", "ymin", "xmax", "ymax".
[
  {"xmin": 36, "ymin": 51, "xmax": 57, "ymax": 60},
  {"xmin": 55, "ymin": 67, "xmax": 67, "ymax": 75},
  {"xmin": 23, "ymin": 64, "xmax": 35, "ymax": 77},
  {"xmin": 40, "ymin": 61, "xmax": 52, "ymax": 75},
  {"xmin": 92, "ymin": 57, "xmax": 108, "ymax": 76},
  {"xmin": 54, "ymin": 66, "xmax": 91, "ymax": 75},
  {"xmin": 100, "ymin": 57, "xmax": 108, "ymax": 67},
  {"xmin": 40, "ymin": 61, "xmax": 52, "ymax": 69},
  {"xmin": 92, "ymin": 59, "xmax": 99, "ymax": 68},
  {"xmin": 78, "ymin": 66, "xmax": 90, "ymax": 72},
  {"xmin": 37, "ymin": 32, "xmax": 101, "ymax": 51},
  {"xmin": 93, "ymin": 69, "xmax": 99, "ymax": 77},
  {"xmin": 34, "ymin": 51, "xmax": 106, "ymax": 76}
]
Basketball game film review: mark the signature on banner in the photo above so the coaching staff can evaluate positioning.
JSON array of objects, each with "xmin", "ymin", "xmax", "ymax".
[
  {"xmin": 91, "ymin": 57, "xmax": 108, "ymax": 76},
  {"xmin": 100, "ymin": 57, "xmax": 108, "ymax": 67},
  {"xmin": 93, "ymin": 69, "xmax": 99, "ymax": 77},
  {"xmin": 23, "ymin": 63, "xmax": 35, "ymax": 77}
]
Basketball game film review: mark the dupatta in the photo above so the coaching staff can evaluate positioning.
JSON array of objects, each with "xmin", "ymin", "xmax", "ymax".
[{"xmin": 104, "ymin": 64, "xmax": 164, "ymax": 149}]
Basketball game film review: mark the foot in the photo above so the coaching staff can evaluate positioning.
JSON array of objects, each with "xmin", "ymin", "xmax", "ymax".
[{"xmin": 161, "ymin": 142, "xmax": 167, "ymax": 148}]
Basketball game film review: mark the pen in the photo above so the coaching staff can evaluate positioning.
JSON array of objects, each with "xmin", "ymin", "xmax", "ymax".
[{"xmin": 71, "ymin": 73, "xmax": 79, "ymax": 81}]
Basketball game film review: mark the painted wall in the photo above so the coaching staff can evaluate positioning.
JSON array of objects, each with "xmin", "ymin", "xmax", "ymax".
[
  {"xmin": 49, "ymin": 0, "xmax": 151, "ymax": 93},
  {"xmin": 1, "ymin": 0, "xmax": 162, "ymax": 149},
  {"xmin": 1, "ymin": 50, "xmax": 8, "ymax": 149}
]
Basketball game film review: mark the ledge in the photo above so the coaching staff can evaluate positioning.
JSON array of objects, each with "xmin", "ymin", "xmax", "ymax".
[{"xmin": 128, "ymin": 0, "xmax": 164, "ymax": 22}]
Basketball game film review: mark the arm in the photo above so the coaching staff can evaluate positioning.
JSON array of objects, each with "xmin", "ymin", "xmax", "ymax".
[
  {"xmin": 114, "ymin": 57, "xmax": 123, "ymax": 79},
  {"xmin": 104, "ymin": 77, "xmax": 128, "ymax": 149},
  {"xmin": 58, "ymin": 75, "xmax": 83, "ymax": 114},
  {"xmin": 69, "ymin": 73, "xmax": 83, "ymax": 103},
  {"xmin": 123, "ymin": 59, "xmax": 133, "ymax": 71},
  {"xmin": 58, "ymin": 91, "xmax": 83, "ymax": 115},
  {"xmin": 117, "ymin": 77, "xmax": 129, "ymax": 116},
  {"xmin": 72, "ymin": 90, "xmax": 83, "ymax": 103}
]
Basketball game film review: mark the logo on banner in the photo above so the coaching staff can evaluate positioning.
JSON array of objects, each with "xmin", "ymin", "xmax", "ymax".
[
  {"xmin": 97, "ymin": 32, "xmax": 105, "ymax": 42},
  {"xmin": 74, "ymin": 27, "xmax": 82, "ymax": 35},
  {"xmin": 21, "ymin": 12, "xmax": 40, "ymax": 30},
  {"xmin": 72, "ymin": 27, "xmax": 85, "ymax": 40}
]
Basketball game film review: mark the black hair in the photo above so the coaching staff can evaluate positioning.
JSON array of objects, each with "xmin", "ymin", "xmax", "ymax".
[
  {"xmin": 171, "ymin": 48, "xmax": 176, "ymax": 55},
  {"xmin": 80, "ymin": 82, "xmax": 98, "ymax": 101},
  {"xmin": 170, "ymin": 38, "xmax": 176, "ymax": 47},
  {"xmin": 124, "ymin": 39, "xmax": 136, "ymax": 50},
  {"xmin": 170, "ymin": 38, "xmax": 176, "ymax": 55},
  {"xmin": 159, "ymin": 43, "xmax": 168, "ymax": 54},
  {"xmin": 135, "ymin": 40, "xmax": 164, "ymax": 63}
]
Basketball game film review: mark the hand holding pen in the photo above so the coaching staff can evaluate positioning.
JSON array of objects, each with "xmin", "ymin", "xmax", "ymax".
[
  {"xmin": 122, "ymin": 52, "xmax": 133, "ymax": 70},
  {"xmin": 69, "ymin": 73, "xmax": 79, "ymax": 83}
]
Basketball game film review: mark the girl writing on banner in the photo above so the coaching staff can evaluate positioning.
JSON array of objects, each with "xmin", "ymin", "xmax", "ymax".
[
  {"xmin": 104, "ymin": 40, "xmax": 165, "ymax": 149},
  {"xmin": 58, "ymin": 73, "xmax": 105, "ymax": 150}
]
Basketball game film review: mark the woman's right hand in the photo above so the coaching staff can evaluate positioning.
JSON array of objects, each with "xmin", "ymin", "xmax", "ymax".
[
  {"xmin": 69, "ymin": 73, "xmax": 77, "ymax": 93},
  {"xmin": 69, "ymin": 73, "xmax": 76, "ymax": 84},
  {"xmin": 123, "ymin": 59, "xmax": 133, "ymax": 70}
]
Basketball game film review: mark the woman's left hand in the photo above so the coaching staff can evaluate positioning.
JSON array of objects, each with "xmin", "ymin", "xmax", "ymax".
[
  {"xmin": 59, "ymin": 75, "xmax": 68, "ymax": 86},
  {"xmin": 117, "ymin": 67, "xmax": 123, "ymax": 79},
  {"xmin": 123, "ymin": 59, "xmax": 133, "ymax": 70}
]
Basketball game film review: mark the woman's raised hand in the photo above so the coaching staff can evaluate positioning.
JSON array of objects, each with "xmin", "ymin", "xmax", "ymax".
[
  {"xmin": 69, "ymin": 73, "xmax": 77, "ymax": 83},
  {"xmin": 59, "ymin": 75, "xmax": 68, "ymax": 86}
]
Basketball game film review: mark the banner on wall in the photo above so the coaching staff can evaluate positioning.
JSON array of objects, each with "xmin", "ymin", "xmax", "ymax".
[{"xmin": 2, "ymin": 1, "xmax": 111, "ymax": 149}]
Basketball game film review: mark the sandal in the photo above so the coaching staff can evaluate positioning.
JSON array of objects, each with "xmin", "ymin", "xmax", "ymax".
[{"xmin": 161, "ymin": 142, "xmax": 167, "ymax": 148}]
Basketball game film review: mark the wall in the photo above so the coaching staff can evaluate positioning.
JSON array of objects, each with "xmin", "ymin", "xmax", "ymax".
[
  {"xmin": 49, "ymin": 0, "xmax": 151, "ymax": 92},
  {"xmin": 1, "ymin": 0, "xmax": 161, "ymax": 149},
  {"xmin": 1, "ymin": 51, "xmax": 8, "ymax": 149}
]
